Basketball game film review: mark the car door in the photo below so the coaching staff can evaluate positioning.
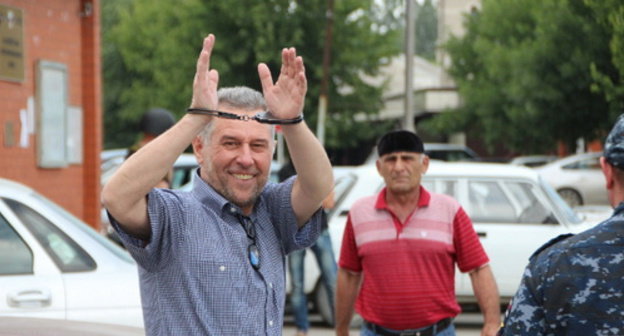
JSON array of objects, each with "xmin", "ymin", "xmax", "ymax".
[
  {"xmin": 455, "ymin": 178, "xmax": 573, "ymax": 299},
  {"xmin": 0, "ymin": 199, "xmax": 66, "ymax": 319},
  {"xmin": 2, "ymin": 195, "xmax": 143, "ymax": 327}
]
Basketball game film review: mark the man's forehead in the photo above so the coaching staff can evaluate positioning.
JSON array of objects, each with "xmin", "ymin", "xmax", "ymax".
[
  {"xmin": 212, "ymin": 119, "xmax": 272, "ymax": 141},
  {"xmin": 381, "ymin": 151, "xmax": 421, "ymax": 158}
]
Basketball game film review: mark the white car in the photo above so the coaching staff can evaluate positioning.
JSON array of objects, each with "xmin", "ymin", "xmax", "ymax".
[
  {"xmin": 0, "ymin": 178, "xmax": 143, "ymax": 328},
  {"xmin": 317, "ymin": 161, "xmax": 601, "ymax": 314},
  {"xmin": 101, "ymin": 150, "xmax": 199, "ymax": 189},
  {"xmin": 535, "ymin": 152, "xmax": 607, "ymax": 207},
  {"xmin": 0, "ymin": 316, "xmax": 144, "ymax": 336},
  {"xmin": 509, "ymin": 155, "xmax": 557, "ymax": 167}
]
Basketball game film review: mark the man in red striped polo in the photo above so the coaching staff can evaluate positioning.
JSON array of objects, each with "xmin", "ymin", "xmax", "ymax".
[{"xmin": 335, "ymin": 130, "xmax": 500, "ymax": 336}]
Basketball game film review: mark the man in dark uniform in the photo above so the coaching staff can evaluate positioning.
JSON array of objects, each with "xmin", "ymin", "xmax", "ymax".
[{"xmin": 499, "ymin": 114, "xmax": 624, "ymax": 335}]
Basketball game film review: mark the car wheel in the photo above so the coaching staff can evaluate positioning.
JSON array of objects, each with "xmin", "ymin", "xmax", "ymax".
[
  {"xmin": 314, "ymin": 283, "xmax": 363, "ymax": 328},
  {"xmin": 557, "ymin": 188, "xmax": 583, "ymax": 208}
]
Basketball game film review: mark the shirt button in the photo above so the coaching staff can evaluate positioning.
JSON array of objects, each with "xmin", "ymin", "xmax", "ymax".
[
  {"xmin": 219, "ymin": 265, "xmax": 226, "ymax": 271},
  {"xmin": 269, "ymin": 320, "xmax": 274, "ymax": 327}
]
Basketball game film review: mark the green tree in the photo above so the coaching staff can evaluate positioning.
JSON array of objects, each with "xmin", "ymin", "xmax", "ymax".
[
  {"xmin": 101, "ymin": 0, "xmax": 135, "ymax": 148},
  {"xmin": 426, "ymin": 0, "xmax": 619, "ymax": 153},
  {"xmin": 102, "ymin": 0, "xmax": 402, "ymax": 156},
  {"xmin": 586, "ymin": 0, "xmax": 624, "ymax": 119},
  {"xmin": 414, "ymin": 0, "xmax": 437, "ymax": 60}
]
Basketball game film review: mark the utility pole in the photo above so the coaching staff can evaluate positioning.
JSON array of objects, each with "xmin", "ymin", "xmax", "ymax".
[
  {"xmin": 316, "ymin": 0, "xmax": 334, "ymax": 146},
  {"xmin": 404, "ymin": 0, "xmax": 416, "ymax": 132}
]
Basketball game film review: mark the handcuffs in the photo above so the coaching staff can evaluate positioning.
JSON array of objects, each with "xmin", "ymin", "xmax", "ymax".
[{"xmin": 187, "ymin": 108, "xmax": 303, "ymax": 125}]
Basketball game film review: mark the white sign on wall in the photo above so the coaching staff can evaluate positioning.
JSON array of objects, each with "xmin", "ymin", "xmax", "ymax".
[{"xmin": 36, "ymin": 60, "xmax": 68, "ymax": 168}]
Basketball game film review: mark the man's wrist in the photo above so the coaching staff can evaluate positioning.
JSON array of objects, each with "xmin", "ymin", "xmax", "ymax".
[{"xmin": 186, "ymin": 108, "xmax": 303, "ymax": 125}]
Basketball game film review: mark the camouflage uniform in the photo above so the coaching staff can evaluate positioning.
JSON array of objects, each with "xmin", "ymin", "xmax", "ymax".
[
  {"xmin": 500, "ymin": 113, "xmax": 624, "ymax": 335},
  {"xmin": 500, "ymin": 203, "xmax": 624, "ymax": 335}
]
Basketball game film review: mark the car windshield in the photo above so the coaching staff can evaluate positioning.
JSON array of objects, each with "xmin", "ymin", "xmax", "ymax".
[
  {"xmin": 31, "ymin": 192, "xmax": 135, "ymax": 264},
  {"xmin": 539, "ymin": 177, "xmax": 583, "ymax": 225}
]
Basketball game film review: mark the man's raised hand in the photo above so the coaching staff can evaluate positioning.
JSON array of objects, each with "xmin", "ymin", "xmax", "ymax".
[
  {"xmin": 258, "ymin": 47, "xmax": 307, "ymax": 120},
  {"xmin": 190, "ymin": 34, "xmax": 219, "ymax": 110}
]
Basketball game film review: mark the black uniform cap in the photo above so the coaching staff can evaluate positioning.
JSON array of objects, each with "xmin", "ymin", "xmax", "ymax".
[
  {"xmin": 604, "ymin": 114, "xmax": 624, "ymax": 169},
  {"xmin": 139, "ymin": 108, "xmax": 176, "ymax": 136}
]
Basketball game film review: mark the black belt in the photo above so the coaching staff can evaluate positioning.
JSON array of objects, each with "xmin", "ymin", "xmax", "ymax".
[{"xmin": 363, "ymin": 318, "xmax": 452, "ymax": 336}]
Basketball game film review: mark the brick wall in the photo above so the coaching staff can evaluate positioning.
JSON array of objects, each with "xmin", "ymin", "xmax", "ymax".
[{"xmin": 0, "ymin": 0, "xmax": 101, "ymax": 229}]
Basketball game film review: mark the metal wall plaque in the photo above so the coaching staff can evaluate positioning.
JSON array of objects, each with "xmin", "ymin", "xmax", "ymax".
[{"xmin": 0, "ymin": 5, "xmax": 24, "ymax": 82}]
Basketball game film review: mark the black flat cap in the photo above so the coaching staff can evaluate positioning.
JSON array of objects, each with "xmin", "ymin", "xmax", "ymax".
[{"xmin": 377, "ymin": 130, "xmax": 424, "ymax": 157}]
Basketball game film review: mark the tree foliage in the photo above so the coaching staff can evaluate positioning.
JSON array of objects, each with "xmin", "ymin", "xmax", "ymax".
[
  {"xmin": 102, "ymin": 0, "xmax": 402, "ymax": 153},
  {"xmin": 585, "ymin": 0, "xmax": 624, "ymax": 116},
  {"xmin": 425, "ymin": 0, "xmax": 622, "ymax": 153},
  {"xmin": 414, "ymin": 0, "xmax": 437, "ymax": 60}
]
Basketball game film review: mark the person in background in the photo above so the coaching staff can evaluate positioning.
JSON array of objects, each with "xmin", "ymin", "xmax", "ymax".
[
  {"xmin": 101, "ymin": 108, "xmax": 176, "ymax": 243},
  {"xmin": 279, "ymin": 160, "xmax": 338, "ymax": 336},
  {"xmin": 126, "ymin": 107, "xmax": 177, "ymax": 188},
  {"xmin": 499, "ymin": 114, "xmax": 624, "ymax": 335},
  {"xmin": 335, "ymin": 130, "xmax": 500, "ymax": 336},
  {"xmin": 101, "ymin": 34, "xmax": 333, "ymax": 335},
  {"xmin": 127, "ymin": 107, "xmax": 176, "ymax": 157}
]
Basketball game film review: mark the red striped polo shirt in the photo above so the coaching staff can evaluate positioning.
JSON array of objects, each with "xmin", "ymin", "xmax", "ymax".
[{"xmin": 338, "ymin": 186, "xmax": 489, "ymax": 330}]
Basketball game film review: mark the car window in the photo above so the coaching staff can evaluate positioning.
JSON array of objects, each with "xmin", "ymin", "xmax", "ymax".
[
  {"xmin": 468, "ymin": 181, "xmax": 516, "ymax": 223},
  {"xmin": 329, "ymin": 173, "xmax": 358, "ymax": 218},
  {"xmin": 3, "ymin": 198, "xmax": 96, "ymax": 273},
  {"xmin": 539, "ymin": 178, "xmax": 582, "ymax": 224},
  {"xmin": 422, "ymin": 179, "xmax": 457, "ymax": 197},
  {"xmin": 505, "ymin": 181, "xmax": 557, "ymax": 224},
  {"xmin": 425, "ymin": 177, "xmax": 559, "ymax": 225},
  {"xmin": 171, "ymin": 166, "xmax": 194, "ymax": 189},
  {"xmin": 32, "ymin": 193, "xmax": 135, "ymax": 264},
  {"xmin": 563, "ymin": 156, "xmax": 600, "ymax": 170},
  {"xmin": 0, "ymin": 213, "xmax": 33, "ymax": 275}
]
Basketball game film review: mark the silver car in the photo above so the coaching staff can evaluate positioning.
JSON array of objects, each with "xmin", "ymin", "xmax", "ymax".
[{"xmin": 534, "ymin": 152, "xmax": 607, "ymax": 207}]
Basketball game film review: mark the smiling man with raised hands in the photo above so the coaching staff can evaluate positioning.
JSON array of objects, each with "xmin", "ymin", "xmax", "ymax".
[{"xmin": 101, "ymin": 34, "xmax": 333, "ymax": 336}]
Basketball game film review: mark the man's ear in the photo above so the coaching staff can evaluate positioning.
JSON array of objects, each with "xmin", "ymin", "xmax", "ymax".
[
  {"xmin": 600, "ymin": 157, "xmax": 615, "ymax": 190},
  {"xmin": 192, "ymin": 136, "xmax": 204, "ymax": 165},
  {"xmin": 421, "ymin": 155, "xmax": 430, "ymax": 175}
]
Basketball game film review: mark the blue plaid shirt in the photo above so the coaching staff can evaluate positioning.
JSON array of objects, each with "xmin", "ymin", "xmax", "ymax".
[{"xmin": 110, "ymin": 173, "xmax": 322, "ymax": 335}]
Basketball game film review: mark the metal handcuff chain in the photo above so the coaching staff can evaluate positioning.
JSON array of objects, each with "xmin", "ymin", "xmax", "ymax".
[{"xmin": 186, "ymin": 108, "xmax": 303, "ymax": 125}]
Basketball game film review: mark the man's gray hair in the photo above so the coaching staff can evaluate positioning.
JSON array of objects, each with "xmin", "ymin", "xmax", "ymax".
[
  {"xmin": 199, "ymin": 86, "xmax": 274, "ymax": 142},
  {"xmin": 218, "ymin": 86, "xmax": 267, "ymax": 111}
]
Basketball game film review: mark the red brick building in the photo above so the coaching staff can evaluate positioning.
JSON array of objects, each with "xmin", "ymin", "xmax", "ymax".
[{"xmin": 0, "ymin": 0, "xmax": 101, "ymax": 229}]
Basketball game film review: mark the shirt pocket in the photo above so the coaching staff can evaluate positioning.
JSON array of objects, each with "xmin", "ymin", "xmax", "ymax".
[{"xmin": 190, "ymin": 259, "xmax": 247, "ymax": 289}]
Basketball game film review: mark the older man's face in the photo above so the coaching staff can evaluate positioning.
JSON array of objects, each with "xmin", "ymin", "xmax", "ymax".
[
  {"xmin": 194, "ymin": 107, "xmax": 274, "ymax": 213},
  {"xmin": 376, "ymin": 151, "xmax": 429, "ymax": 195}
]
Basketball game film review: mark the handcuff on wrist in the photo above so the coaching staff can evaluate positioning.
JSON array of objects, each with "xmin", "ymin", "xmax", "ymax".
[{"xmin": 186, "ymin": 108, "xmax": 303, "ymax": 125}]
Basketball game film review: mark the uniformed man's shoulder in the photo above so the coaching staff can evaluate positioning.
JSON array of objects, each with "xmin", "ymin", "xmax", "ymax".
[{"xmin": 529, "ymin": 233, "xmax": 575, "ymax": 260}]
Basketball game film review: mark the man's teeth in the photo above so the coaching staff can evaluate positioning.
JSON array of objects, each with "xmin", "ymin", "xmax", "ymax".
[{"xmin": 234, "ymin": 174, "xmax": 253, "ymax": 180}]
